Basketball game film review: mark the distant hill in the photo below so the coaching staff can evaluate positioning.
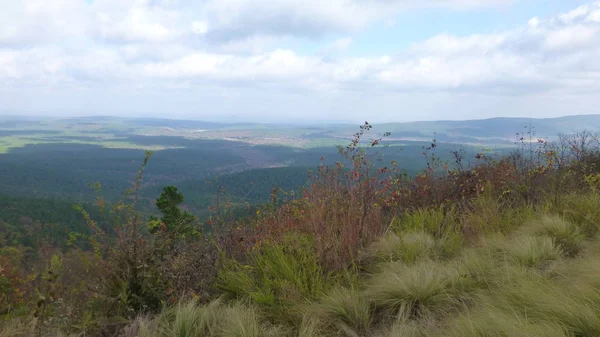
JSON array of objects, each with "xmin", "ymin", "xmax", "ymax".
[
  {"xmin": 2, "ymin": 114, "xmax": 599, "ymax": 149},
  {"xmin": 352, "ymin": 114, "xmax": 600, "ymax": 144}
]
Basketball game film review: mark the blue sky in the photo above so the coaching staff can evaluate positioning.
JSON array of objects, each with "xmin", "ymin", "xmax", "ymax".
[
  {"xmin": 0, "ymin": 0, "xmax": 599, "ymax": 123},
  {"xmin": 288, "ymin": 0, "xmax": 592, "ymax": 57}
]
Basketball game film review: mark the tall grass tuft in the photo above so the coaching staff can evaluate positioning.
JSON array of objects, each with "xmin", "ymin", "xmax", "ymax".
[
  {"xmin": 366, "ymin": 261, "xmax": 460, "ymax": 318},
  {"xmin": 151, "ymin": 299, "xmax": 222, "ymax": 337},
  {"xmin": 554, "ymin": 193, "xmax": 600, "ymax": 237},
  {"xmin": 120, "ymin": 315, "xmax": 155, "ymax": 337},
  {"xmin": 466, "ymin": 188, "xmax": 535, "ymax": 234},
  {"xmin": 449, "ymin": 304, "xmax": 570, "ymax": 337},
  {"xmin": 375, "ymin": 322, "xmax": 425, "ymax": 337},
  {"xmin": 368, "ymin": 230, "xmax": 463, "ymax": 267},
  {"xmin": 493, "ymin": 274, "xmax": 600, "ymax": 337},
  {"xmin": 297, "ymin": 315, "xmax": 325, "ymax": 337},
  {"xmin": 453, "ymin": 247, "xmax": 497, "ymax": 291},
  {"xmin": 314, "ymin": 286, "xmax": 372, "ymax": 336},
  {"xmin": 524, "ymin": 215, "xmax": 585, "ymax": 257},
  {"xmin": 369, "ymin": 232, "xmax": 435, "ymax": 264},
  {"xmin": 216, "ymin": 303, "xmax": 263, "ymax": 337},
  {"xmin": 217, "ymin": 234, "xmax": 329, "ymax": 323},
  {"xmin": 0, "ymin": 320, "xmax": 29, "ymax": 337},
  {"xmin": 394, "ymin": 205, "xmax": 456, "ymax": 235},
  {"xmin": 495, "ymin": 235, "xmax": 561, "ymax": 268}
]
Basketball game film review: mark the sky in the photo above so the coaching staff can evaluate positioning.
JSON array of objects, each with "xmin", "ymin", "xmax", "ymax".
[{"xmin": 0, "ymin": 0, "xmax": 599, "ymax": 123}]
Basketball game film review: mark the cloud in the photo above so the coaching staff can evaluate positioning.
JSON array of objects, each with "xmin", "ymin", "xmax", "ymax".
[
  {"xmin": 528, "ymin": 17, "xmax": 541, "ymax": 28},
  {"xmin": 123, "ymin": 1, "xmax": 600, "ymax": 95},
  {"xmin": 0, "ymin": 0, "xmax": 514, "ymax": 48},
  {"xmin": 323, "ymin": 37, "xmax": 353, "ymax": 54},
  {"xmin": 0, "ymin": 1, "xmax": 599, "ymax": 121},
  {"xmin": 194, "ymin": 0, "xmax": 514, "ymax": 43}
]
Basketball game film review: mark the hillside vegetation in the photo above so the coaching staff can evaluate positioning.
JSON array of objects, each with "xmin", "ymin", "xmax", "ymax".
[{"xmin": 3, "ymin": 123, "xmax": 600, "ymax": 337}]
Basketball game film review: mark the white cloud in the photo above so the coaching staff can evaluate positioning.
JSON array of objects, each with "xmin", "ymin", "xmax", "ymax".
[
  {"xmin": 191, "ymin": 21, "xmax": 209, "ymax": 35},
  {"xmin": 559, "ymin": 3, "xmax": 592, "ymax": 22},
  {"xmin": 324, "ymin": 37, "xmax": 353, "ymax": 54},
  {"xmin": 543, "ymin": 25, "xmax": 598, "ymax": 51},
  {"xmin": 193, "ymin": 0, "xmax": 514, "ymax": 42},
  {"xmin": 528, "ymin": 17, "xmax": 541, "ymax": 28},
  {"xmin": 0, "ymin": 1, "xmax": 599, "ymax": 121},
  {"xmin": 0, "ymin": 0, "xmax": 514, "ymax": 47}
]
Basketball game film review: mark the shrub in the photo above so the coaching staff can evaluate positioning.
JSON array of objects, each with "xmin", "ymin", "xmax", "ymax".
[{"xmin": 466, "ymin": 188, "xmax": 534, "ymax": 234}]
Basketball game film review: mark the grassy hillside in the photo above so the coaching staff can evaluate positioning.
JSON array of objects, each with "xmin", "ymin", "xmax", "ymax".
[
  {"xmin": 3, "ymin": 121, "xmax": 600, "ymax": 336},
  {"xmin": 100, "ymin": 210, "xmax": 600, "ymax": 337}
]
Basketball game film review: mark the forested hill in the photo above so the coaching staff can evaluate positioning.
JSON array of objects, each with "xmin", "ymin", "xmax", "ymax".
[
  {"xmin": 2, "ymin": 115, "xmax": 597, "ymax": 251},
  {"xmin": 0, "ymin": 195, "xmax": 100, "ymax": 249}
]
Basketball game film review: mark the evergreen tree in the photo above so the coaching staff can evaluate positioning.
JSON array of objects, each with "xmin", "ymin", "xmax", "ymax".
[{"xmin": 148, "ymin": 186, "xmax": 198, "ymax": 239}]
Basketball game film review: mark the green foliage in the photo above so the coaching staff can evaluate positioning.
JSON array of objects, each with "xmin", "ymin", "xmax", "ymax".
[
  {"xmin": 149, "ymin": 186, "xmax": 197, "ymax": 237},
  {"xmin": 217, "ymin": 235, "xmax": 331, "ymax": 324},
  {"xmin": 393, "ymin": 205, "xmax": 457, "ymax": 235},
  {"xmin": 0, "ymin": 195, "xmax": 101, "ymax": 249},
  {"xmin": 467, "ymin": 186, "xmax": 536, "ymax": 234}
]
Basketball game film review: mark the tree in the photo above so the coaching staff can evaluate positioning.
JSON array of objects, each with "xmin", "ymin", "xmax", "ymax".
[{"xmin": 148, "ymin": 186, "xmax": 198, "ymax": 239}]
